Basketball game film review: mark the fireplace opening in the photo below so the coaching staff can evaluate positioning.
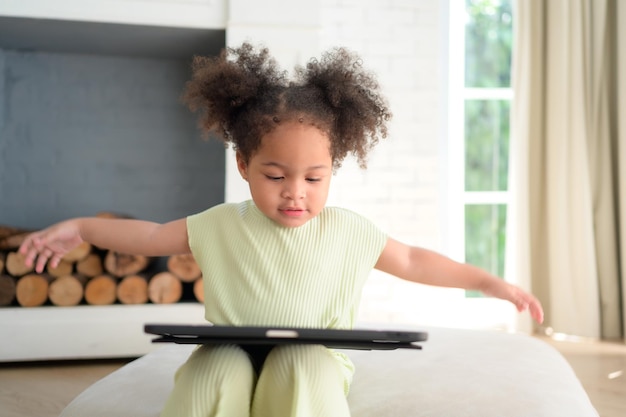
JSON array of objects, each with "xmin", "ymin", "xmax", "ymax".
[{"xmin": 0, "ymin": 17, "xmax": 227, "ymax": 308}]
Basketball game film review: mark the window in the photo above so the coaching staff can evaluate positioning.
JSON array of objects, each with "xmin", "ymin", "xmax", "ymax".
[{"xmin": 448, "ymin": 0, "xmax": 515, "ymax": 311}]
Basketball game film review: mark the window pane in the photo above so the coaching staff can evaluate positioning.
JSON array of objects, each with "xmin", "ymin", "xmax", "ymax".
[
  {"xmin": 465, "ymin": 204, "xmax": 506, "ymax": 297},
  {"xmin": 465, "ymin": 0, "xmax": 513, "ymax": 88},
  {"xmin": 464, "ymin": 99, "xmax": 509, "ymax": 191}
]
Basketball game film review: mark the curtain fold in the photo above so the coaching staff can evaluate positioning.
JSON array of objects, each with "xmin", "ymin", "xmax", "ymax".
[
  {"xmin": 511, "ymin": 0, "xmax": 624, "ymax": 340},
  {"xmin": 619, "ymin": 0, "xmax": 626, "ymax": 342}
]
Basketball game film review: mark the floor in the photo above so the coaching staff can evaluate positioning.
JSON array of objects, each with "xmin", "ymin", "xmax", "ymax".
[
  {"xmin": 0, "ymin": 336, "xmax": 624, "ymax": 417},
  {"xmin": 538, "ymin": 336, "xmax": 626, "ymax": 417},
  {"xmin": 0, "ymin": 358, "xmax": 128, "ymax": 417}
]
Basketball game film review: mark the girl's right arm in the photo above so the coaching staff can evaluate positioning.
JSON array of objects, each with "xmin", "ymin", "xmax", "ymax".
[{"xmin": 19, "ymin": 217, "xmax": 190, "ymax": 273}]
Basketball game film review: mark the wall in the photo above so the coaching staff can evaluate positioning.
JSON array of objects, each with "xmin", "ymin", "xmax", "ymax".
[
  {"xmin": 0, "ymin": 49, "xmax": 225, "ymax": 229},
  {"xmin": 319, "ymin": 0, "xmax": 444, "ymax": 243},
  {"xmin": 1, "ymin": 0, "xmax": 453, "ymax": 328},
  {"xmin": 320, "ymin": 0, "xmax": 451, "ymax": 325},
  {"xmin": 225, "ymin": 0, "xmax": 451, "ymax": 326}
]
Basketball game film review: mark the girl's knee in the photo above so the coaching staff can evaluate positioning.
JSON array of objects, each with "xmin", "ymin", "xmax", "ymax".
[
  {"xmin": 263, "ymin": 345, "xmax": 344, "ymax": 385},
  {"xmin": 163, "ymin": 345, "xmax": 256, "ymax": 417},
  {"xmin": 252, "ymin": 346, "xmax": 351, "ymax": 417},
  {"xmin": 179, "ymin": 344, "xmax": 255, "ymax": 386}
]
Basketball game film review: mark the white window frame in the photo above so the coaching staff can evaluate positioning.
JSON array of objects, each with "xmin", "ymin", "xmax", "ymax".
[{"xmin": 445, "ymin": 0, "xmax": 518, "ymax": 331}]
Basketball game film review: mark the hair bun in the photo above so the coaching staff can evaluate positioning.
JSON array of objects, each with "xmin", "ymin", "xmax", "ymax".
[
  {"xmin": 182, "ymin": 43, "xmax": 288, "ymax": 140},
  {"xmin": 297, "ymin": 47, "xmax": 391, "ymax": 167}
]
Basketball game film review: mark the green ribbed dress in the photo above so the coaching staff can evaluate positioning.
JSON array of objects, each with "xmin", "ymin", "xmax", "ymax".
[{"xmin": 160, "ymin": 200, "xmax": 387, "ymax": 417}]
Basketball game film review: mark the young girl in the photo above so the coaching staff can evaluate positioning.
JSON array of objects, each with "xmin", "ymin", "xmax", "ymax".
[{"xmin": 19, "ymin": 42, "xmax": 543, "ymax": 417}]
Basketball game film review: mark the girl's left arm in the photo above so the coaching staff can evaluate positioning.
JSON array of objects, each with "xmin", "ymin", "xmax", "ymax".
[{"xmin": 374, "ymin": 238, "xmax": 544, "ymax": 323}]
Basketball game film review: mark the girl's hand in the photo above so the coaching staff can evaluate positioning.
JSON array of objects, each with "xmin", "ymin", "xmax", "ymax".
[
  {"xmin": 18, "ymin": 220, "xmax": 84, "ymax": 273},
  {"xmin": 482, "ymin": 280, "xmax": 544, "ymax": 324}
]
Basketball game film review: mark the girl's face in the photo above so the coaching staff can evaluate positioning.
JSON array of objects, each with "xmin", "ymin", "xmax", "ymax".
[{"xmin": 237, "ymin": 121, "xmax": 333, "ymax": 228}]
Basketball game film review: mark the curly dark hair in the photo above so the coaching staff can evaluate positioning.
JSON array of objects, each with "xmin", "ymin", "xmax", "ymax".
[{"xmin": 182, "ymin": 42, "xmax": 391, "ymax": 169}]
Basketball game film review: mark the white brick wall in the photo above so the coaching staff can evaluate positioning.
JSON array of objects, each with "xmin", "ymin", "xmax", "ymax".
[
  {"xmin": 225, "ymin": 0, "xmax": 452, "ymax": 326},
  {"xmin": 319, "ymin": 0, "xmax": 450, "ymax": 325},
  {"xmin": 319, "ymin": 0, "xmax": 443, "ymax": 238}
]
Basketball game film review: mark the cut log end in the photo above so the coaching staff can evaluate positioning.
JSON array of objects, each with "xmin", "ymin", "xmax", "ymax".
[
  {"xmin": 0, "ymin": 275, "xmax": 17, "ymax": 306},
  {"xmin": 47, "ymin": 259, "xmax": 73, "ymax": 278},
  {"xmin": 193, "ymin": 276, "xmax": 204, "ymax": 303},
  {"xmin": 116, "ymin": 275, "xmax": 149, "ymax": 305},
  {"xmin": 6, "ymin": 252, "xmax": 34, "ymax": 277},
  {"xmin": 104, "ymin": 251, "xmax": 150, "ymax": 277},
  {"xmin": 0, "ymin": 232, "xmax": 31, "ymax": 251},
  {"xmin": 16, "ymin": 274, "xmax": 50, "ymax": 307},
  {"xmin": 0, "ymin": 225, "xmax": 32, "ymax": 240},
  {"xmin": 148, "ymin": 272, "xmax": 182, "ymax": 304},
  {"xmin": 0, "ymin": 226, "xmax": 33, "ymax": 250},
  {"xmin": 167, "ymin": 254, "xmax": 201, "ymax": 282},
  {"xmin": 84, "ymin": 274, "xmax": 117, "ymax": 305},
  {"xmin": 48, "ymin": 275, "xmax": 86, "ymax": 307},
  {"xmin": 76, "ymin": 253, "xmax": 104, "ymax": 277},
  {"xmin": 62, "ymin": 242, "xmax": 92, "ymax": 263}
]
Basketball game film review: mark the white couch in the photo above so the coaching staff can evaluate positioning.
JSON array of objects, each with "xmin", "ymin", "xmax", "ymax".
[{"xmin": 59, "ymin": 326, "xmax": 599, "ymax": 417}]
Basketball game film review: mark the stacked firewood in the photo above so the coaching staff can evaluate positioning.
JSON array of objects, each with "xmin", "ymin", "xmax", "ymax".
[{"xmin": 0, "ymin": 224, "xmax": 204, "ymax": 308}]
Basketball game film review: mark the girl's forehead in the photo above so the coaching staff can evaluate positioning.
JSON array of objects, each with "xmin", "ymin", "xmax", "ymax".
[
  {"xmin": 253, "ymin": 122, "xmax": 332, "ymax": 165},
  {"xmin": 260, "ymin": 121, "xmax": 330, "ymax": 146}
]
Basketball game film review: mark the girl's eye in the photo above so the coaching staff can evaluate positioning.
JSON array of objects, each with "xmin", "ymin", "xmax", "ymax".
[
  {"xmin": 266, "ymin": 175, "xmax": 283, "ymax": 181},
  {"xmin": 306, "ymin": 178, "xmax": 321, "ymax": 183}
]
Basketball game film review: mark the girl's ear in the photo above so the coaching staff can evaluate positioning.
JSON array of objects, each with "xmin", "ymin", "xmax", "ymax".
[{"xmin": 236, "ymin": 151, "xmax": 249, "ymax": 181}]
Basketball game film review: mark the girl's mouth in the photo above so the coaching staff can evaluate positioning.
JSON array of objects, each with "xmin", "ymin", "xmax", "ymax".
[{"xmin": 280, "ymin": 208, "xmax": 306, "ymax": 217}]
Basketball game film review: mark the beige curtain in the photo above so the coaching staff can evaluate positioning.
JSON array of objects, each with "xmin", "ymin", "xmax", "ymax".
[{"xmin": 511, "ymin": 0, "xmax": 625, "ymax": 339}]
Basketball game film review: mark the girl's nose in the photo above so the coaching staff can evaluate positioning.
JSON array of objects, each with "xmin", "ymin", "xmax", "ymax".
[{"xmin": 281, "ymin": 180, "xmax": 305, "ymax": 200}]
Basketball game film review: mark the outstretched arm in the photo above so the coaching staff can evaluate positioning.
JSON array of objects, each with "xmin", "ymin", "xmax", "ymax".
[
  {"xmin": 374, "ymin": 238, "xmax": 544, "ymax": 323},
  {"xmin": 19, "ymin": 217, "xmax": 190, "ymax": 273}
]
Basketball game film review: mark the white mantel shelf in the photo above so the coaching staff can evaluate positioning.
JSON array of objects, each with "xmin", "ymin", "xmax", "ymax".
[
  {"xmin": 0, "ymin": 303, "xmax": 206, "ymax": 362},
  {"xmin": 0, "ymin": 0, "xmax": 227, "ymax": 29}
]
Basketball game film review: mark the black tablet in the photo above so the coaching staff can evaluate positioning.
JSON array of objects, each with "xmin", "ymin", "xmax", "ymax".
[{"xmin": 144, "ymin": 324, "xmax": 427, "ymax": 350}]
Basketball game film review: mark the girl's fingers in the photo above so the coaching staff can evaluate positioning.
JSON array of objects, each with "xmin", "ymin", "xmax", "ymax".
[
  {"xmin": 19, "ymin": 234, "xmax": 37, "ymax": 255},
  {"xmin": 49, "ymin": 254, "xmax": 63, "ymax": 269},
  {"xmin": 22, "ymin": 243, "xmax": 40, "ymax": 268},
  {"xmin": 35, "ymin": 248, "xmax": 53, "ymax": 273},
  {"xmin": 511, "ymin": 289, "xmax": 544, "ymax": 324},
  {"xmin": 531, "ymin": 303, "xmax": 544, "ymax": 324},
  {"xmin": 19, "ymin": 232, "xmax": 61, "ymax": 272},
  {"xmin": 24, "ymin": 250, "xmax": 36, "ymax": 268}
]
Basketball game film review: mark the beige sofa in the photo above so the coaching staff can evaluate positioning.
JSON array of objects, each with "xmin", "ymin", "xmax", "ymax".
[{"xmin": 59, "ymin": 326, "xmax": 599, "ymax": 417}]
